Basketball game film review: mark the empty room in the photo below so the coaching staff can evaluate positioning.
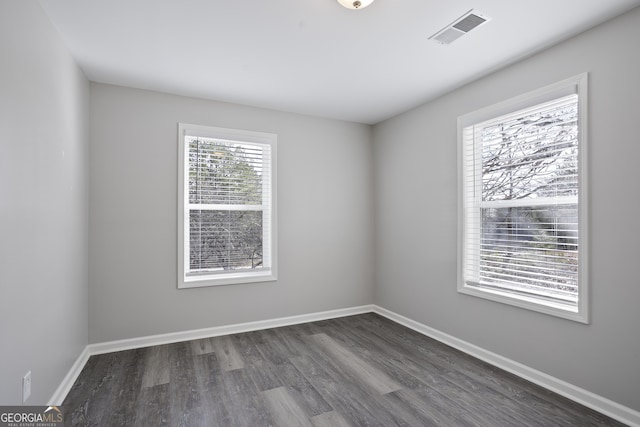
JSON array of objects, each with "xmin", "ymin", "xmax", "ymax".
[{"xmin": 1, "ymin": 0, "xmax": 639, "ymax": 425}]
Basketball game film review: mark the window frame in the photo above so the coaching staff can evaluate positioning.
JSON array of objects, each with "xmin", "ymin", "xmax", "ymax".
[
  {"xmin": 177, "ymin": 123, "xmax": 277, "ymax": 289},
  {"xmin": 457, "ymin": 74, "xmax": 589, "ymax": 323}
]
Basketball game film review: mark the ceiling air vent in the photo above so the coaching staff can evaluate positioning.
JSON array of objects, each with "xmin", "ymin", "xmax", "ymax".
[{"xmin": 429, "ymin": 9, "xmax": 490, "ymax": 45}]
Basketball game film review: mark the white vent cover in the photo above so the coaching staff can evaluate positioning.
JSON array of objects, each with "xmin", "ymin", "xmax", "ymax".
[{"xmin": 429, "ymin": 9, "xmax": 490, "ymax": 45}]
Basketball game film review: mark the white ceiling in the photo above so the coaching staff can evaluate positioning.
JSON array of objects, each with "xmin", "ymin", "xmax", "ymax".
[{"xmin": 39, "ymin": 0, "xmax": 640, "ymax": 124}]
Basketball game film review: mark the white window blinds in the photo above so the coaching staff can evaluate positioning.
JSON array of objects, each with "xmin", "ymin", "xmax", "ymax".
[
  {"xmin": 178, "ymin": 124, "xmax": 276, "ymax": 288},
  {"xmin": 461, "ymin": 82, "xmax": 585, "ymax": 316}
]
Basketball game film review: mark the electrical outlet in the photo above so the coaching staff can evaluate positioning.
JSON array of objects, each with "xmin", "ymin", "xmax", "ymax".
[{"xmin": 22, "ymin": 371, "xmax": 31, "ymax": 403}]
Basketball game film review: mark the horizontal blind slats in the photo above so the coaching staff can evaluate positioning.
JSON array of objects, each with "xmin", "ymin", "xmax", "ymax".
[
  {"xmin": 463, "ymin": 92, "xmax": 580, "ymax": 306},
  {"xmin": 187, "ymin": 134, "xmax": 272, "ymax": 273}
]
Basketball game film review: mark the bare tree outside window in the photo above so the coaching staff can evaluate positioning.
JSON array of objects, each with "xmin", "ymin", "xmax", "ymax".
[
  {"xmin": 460, "ymin": 75, "xmax": 587, "ymax": 321},
  {"xmin": 467, "ymin": 96, "xmax": 580, "ymax": 305}
]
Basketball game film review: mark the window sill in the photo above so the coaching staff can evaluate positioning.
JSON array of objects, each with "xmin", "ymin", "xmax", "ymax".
[
  {"xmin": 458, "ymin": 282, "xmax": 589, "ymax": 324},
  {"xmin": 179, "ymin": 270, "xmax": 277, "ymax": 289}
]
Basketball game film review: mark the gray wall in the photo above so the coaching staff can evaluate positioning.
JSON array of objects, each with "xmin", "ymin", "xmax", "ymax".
[
  {"xmin": 89, "ymin": 83, "xmax": 374, "ymax": 343},
  {"xmin": 2, "ymin": 0, "xmax": 637, "ymax": 414},
  {"xmin": 373, "ymin": 7, "xmax": 640, "ymax": 411},
  {"xmin": 0, "ymin": 2, "xmax": 89, "ymax": 405}
]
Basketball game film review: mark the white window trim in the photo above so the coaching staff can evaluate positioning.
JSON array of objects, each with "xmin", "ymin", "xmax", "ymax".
[
  {"xmin": 177, "ymin": 123, "xmax": 278, "ymax": 289},
  {"xmin": 457, "ymin": 73, "xmax": 589, "ymax": 323}
]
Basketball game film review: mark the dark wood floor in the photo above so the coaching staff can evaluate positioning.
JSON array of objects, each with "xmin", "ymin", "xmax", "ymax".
[{"xmin": 63, "ymin": 313, "xmax": 624, "ymax": 426}]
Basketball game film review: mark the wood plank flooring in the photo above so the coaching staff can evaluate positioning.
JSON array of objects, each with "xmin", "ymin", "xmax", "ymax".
[{"xmin": 63, "ymin": 313, "xmax": 624, "ymax": 426}]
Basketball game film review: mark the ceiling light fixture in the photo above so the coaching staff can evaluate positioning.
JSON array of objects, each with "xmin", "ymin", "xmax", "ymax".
[{"xmin": 337, "ymin": 0, "xmax": 374, "ymax": 10}]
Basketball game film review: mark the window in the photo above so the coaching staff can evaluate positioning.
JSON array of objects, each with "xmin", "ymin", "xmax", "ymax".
[
  {"xmin": 178, "ymin": 123, "xmax": 277, "ymax": 288},
  {"xmin": 458, "ymin": 74, "xmax": 588, "ymax": 323}
]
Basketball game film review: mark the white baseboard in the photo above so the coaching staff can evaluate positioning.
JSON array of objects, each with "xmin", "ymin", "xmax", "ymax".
[
  {"xmin": 88, "ymin": 305, "xmax": 375, "ymax": 355},
  {"xmin": 50, "ymin": 303, "xmax": 639, "ymax": 426},
  {"xmin": 48, "ymin": 346, "xmax": 89, "ymax": 406},
  {"xmin": 48, "ymin": 304, "xmax": 375, "ymax": 405},
  {"xmin": 372, "ymin": 305, "xmax": 640, "ymax": 427}
]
